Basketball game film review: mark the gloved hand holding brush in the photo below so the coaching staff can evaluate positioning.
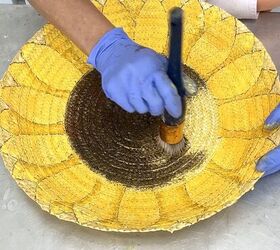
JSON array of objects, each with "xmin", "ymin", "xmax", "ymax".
[
  {"xmin": 88, "ymin": 28, "xmax": 182, "ymax": 118},
  {"xmin": 29, "ymin": 0, "xmax": 182, "ymax": 119}
]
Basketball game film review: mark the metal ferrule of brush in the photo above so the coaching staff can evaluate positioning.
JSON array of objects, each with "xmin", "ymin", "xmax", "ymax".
[
  {"xmin": 162, "ymin": 95, "xmax": 186, "ymax": 126},
  {"xmin": 160, "ymin": 95, "xmax": 186, "ymax": 146},
  {"xmin": 160, "ymin": 7, "xmax": 186, "ymax": 146}
]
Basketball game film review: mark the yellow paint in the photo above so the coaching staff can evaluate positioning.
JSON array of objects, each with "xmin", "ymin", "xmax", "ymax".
[
  {"xmin": 36, "ymin": 165, "xmax": 97, "ymax": 212},
  {"xmin": 44, "ymin": 24, "xmax": 90, "ymax": 74},
  {"xmin": 135, "ymin": 0, "xmax": 168, "ymax": 53},
  {"xmin": 207, "ymin": 51, "xmax": 264, "ymax": 99},
  {"xmin": 1, "ymin": 135, "xmax": 74, "ymax": 165},
  {"xmin": 22, "ymin": 43, "xmax": 82, "ymax": 91},
  {"xmin": 187, "ymin": 17, "xmax": 236, "ymax": 79},
  {"xmin": 219, "ymin": 94, "xmax": 280, "ymax": 131},
  {"xmin": 9, "ymin": 63, "xmax": 69, "ymax": 98},
  {"xmin": 0, "ymin": 109, "xmax": 65, "ymax": 135},
  {"xmin": 225, "ymin": 32, "xmax": 255, "ymax": 63},
  {"xmin": 0, "ymin": 86, "xmax": 67, "ymax": 124},
  {"xmin": 118, "ymin": 189, "xmax": 160, "ymax": 229},
  {"xmin": 74, "ymin": 180, "xmax": 125, "ymax": 224},
  {"xmin": 0, "ymin": 0, "xmax": 279, "ymax": 232},
  {"xmin": 203, "ymin": 5, "xmax": 222, "ymax": 29},
  {"xmin": 103, "ymin": 0, "xmax": 136, "ymax": 39},
  {"xmin": 181, "ymin": 0, "xmax": 204, "ymax": 60}
]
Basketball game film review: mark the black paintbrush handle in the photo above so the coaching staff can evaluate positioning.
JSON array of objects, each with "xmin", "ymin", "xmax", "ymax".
[
  {"xmin": 167, "ymin": 7, "xmax": 185, "ymax": 97},
  {"xmin": 163, "ymin": 7, "xmax": 186, "ymax": 125}
]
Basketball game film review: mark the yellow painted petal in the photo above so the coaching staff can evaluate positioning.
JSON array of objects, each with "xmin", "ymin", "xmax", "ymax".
[
  {"xmin": 208, "ymin": 137, "xmax": 271, "ymax": 183},
  {"xmin": 203, "ymin": 5, "xmax": 222, "ymax": 30},
  {"xmin": 134, "ymin": 0, "xmax": 167, "ymax": 53},
  {"xmin": 0, "ymin": 110, "xmax": 65, "ymax": 135},
  {"xmin": 118, "ymin": 189, "xmax": 160, "ymax": 229},
  {"xmin": 270, "ymin": 127, "xmax": 280, "ymax": 145},
  {"xmin": 207, "ymin": 51, "xmax": 264, "ymax": 99},
  {"xmin": 182, "ymin": 0, "xmax": 204, "ymax": 60},
  {"xmin": 162, "ymin": 0, "xmax": 182, "ymax": 11},
  {"xmin": 0, "ymin": 86, "xmax": 67, "ymax": 124},
  {"xmin": 1, "ymin": 153, "xmax": 17, "ymax": 173},
  {"xmin": 243, "ymin": 69, "xmax": 278, "ymax": 98},
  {"xmin": 13, "ymin": 51, "xmax": 25, "ymax": 63},
  {"xmin": 74, "ymin": 179, "xmax": 125, "ymax": 224},
  {"xmin": 122, "ymin": 0, "xmax": 145, "ymax": 19},
  {"xmin": 0, "ymin": 127, "xmax": 11, "ymax": 147},
  {"xmin": 245, "ymin": 138, "xmax": 276, "ymax": 164},
  {"xmin": 271, "ymin": 76, "xmax": 280, "ymax": 94},
  {"xmin": 50, "ymin": 203, "xmax": 77, "ymax": 222},
  {"xmin": 8, "ymin": 63, "xmax": 69, "ymax": 98},
  {"xmin": 206, "ymin": 161, "xmax": 261, "ymax": 190},
  {"xmin": 187, "ymin": 17, "xmax": 236, "ymax": 79},
  {"xmin": 216, "ymin": 69, "xmax": 278, "ymax": 106},
  {"xmin": 0, "ymin": 99, "xmax": 9, "ymax": 112},
  {"xmin": 1, "ymin": 135, "xmax": 74, "ymax": 165},
  {"xmin": 155, "ymin": 183, "xmax": 204, "ymax": 227},
  {"xmin": 103, "ymin": 0, "xmax": 135, "ymax": 38},
  {"xmin": 218, "ymin": 126, "xmax": 270, "ymax": 139},
  {"xmin": 234, "ymin": 163, "xmax": 262, "ymax": 189},
  {"xmin": 16, "ymin": 179, "xmax": 37, "ymax": 200},
  {"xmin": 236, "ymin": 19, "xmax": 250, "ymax": 34},
  {"xmin": 22, "ymin": 43, "xmax": 82, "ymax": 91},
  {"xmin": 12, "ymin": 155, "xmax": 80, "ymax": 182},
  {"xmin": 211, "ymin": 138, "xmax": 251, "ymax": 169},
  {"xmin": 1, "ymin": 71, "xmax": 17, "ymax": 87},
  {"xmin": 225, "ymin": 32, "xmax": 255, "ymax": 64},
  {"xmin": 263, "ymin": 52, "xmax": 278, "ymax": 71},
  {"xmin": 43, "ymin": 24, "xmax": 89, "ymax": 74},
  {"xmin": 253, "ymin": 38, "xmax": 277, "ymax": 71},
  {"xmin": 219, "ymin": 94, "xmax": 280, "ymax": 131},
  {"xmin": 36, "ymin": 164, "xmax": 97, "ymax": 213},
  {"xmin": 28, "ymin": 29, "xmax": 46, "ymax": 45},
  {"xmin": 210, "ymin": 138, "xmax": 263, "ymax": 171},
  {"xmin": 186, "ymin": 169, "xmax": 240, "ymax": 208}
]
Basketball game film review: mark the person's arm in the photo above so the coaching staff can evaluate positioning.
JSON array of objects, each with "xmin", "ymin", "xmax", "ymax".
[
  {"xmin": 28, "ymin": 0, "xmax": 114, "ymax": 55},
  {"xmin": 258, "ymin": 0, "xmax": 280, "ymax": 11},
  {"xmin": 28, "ymin": 0, "xmax": 182, "ymax": 119}
]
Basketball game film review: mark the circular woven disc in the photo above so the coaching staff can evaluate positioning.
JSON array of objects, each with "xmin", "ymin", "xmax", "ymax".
[{"xmin": 0, "ymin": 0, "xmax": 280, "ymax": 232}]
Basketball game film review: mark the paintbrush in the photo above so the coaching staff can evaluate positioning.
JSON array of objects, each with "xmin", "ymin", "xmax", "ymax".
[{"xmin": 158, "ymin": 7, "xmax": 193, "ymax": 155}]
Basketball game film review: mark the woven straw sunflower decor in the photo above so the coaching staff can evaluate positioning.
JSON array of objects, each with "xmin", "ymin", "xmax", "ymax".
[{"xmin": 0, "ymin": 0, "xmax": 280, "ymax": 232}]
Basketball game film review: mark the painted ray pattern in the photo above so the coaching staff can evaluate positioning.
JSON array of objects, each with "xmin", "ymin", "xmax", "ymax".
[{"xmin": 0, "ymin": 0, "xmax": 279, "ymax": 232}]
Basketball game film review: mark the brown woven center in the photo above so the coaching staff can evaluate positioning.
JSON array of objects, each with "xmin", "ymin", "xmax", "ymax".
[{"xmin": 65, "ymin": 70, "xmax": 205, "ymax": 188}]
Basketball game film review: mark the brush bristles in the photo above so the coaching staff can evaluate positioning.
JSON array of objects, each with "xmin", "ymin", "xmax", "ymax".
[{"xmin": 157, "ymin": 136, "xmax": 186, "ymax": 156}]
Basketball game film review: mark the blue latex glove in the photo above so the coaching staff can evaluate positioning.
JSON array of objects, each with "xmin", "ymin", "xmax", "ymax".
[
  {"xmin": 88, "ymin": 28, "xmax": 182, "ymax": 118},
  {"xmin": 257, "ymin": 104, "xmax": 280, "ymax": 176}
]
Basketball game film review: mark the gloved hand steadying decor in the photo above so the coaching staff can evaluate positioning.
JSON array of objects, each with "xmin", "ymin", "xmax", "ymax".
[
  {"xmin": 88, "ymin": 28, "xmax": 182, "ymax": 118},
  {"xmin": 257, "ymin": 104, "xmax": 280, "ymax": 176}
]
